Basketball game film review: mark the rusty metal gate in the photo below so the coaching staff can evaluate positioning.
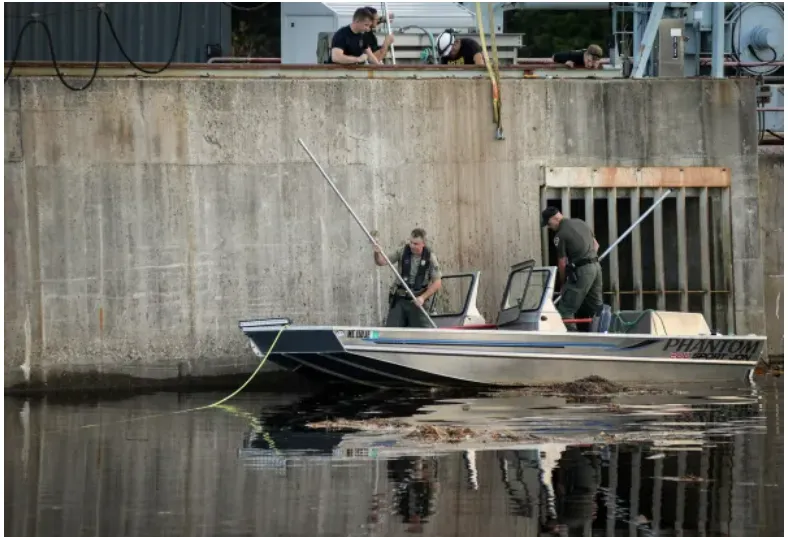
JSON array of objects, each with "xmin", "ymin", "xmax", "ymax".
[{"xmin": 541, "ymin": 166, "xmax": 734, "ymax": 333}]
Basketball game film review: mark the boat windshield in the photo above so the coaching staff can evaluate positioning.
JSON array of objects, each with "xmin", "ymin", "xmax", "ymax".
[
  {"xmin": 501, "ymin": 267, "xmax": 549, "ymax": 312},
  {"xmin": 429, "ymin": 273, "xmax": 473, "ymax": 317},
  {"xmin": 521, "ymin": 269, "xmax": 549, "ymax": 311}
]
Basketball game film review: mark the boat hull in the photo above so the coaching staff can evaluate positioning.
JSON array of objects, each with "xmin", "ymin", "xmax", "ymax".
[{"xmin": 241, "ymin": 323, "xmax": 767, "ymax": 389}]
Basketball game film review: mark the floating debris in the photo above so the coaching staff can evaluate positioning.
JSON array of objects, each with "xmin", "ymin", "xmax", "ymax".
[
  {"xmin": 485, "ymin": 375, "xmax": 682, "ymax": 399},
  {"xmin": 305, "ymin": 417, "xmax": 410, "ymax": 431},
  {"xmin": 304, "ymin": 419, "xmax": 546, "ymax": 445},
  {"xmin": 405, "ymin": 425, "xmax": 475, "ymax": 443}
]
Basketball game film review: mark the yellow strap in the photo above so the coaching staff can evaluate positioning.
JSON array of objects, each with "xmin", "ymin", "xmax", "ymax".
[
  {"xmin": 475, "ymin": 3, "xmax": 502, "ymax": 128},
  {"xmin": 75, "ymin": 325, "xmax": 289, "ymax": 430}
]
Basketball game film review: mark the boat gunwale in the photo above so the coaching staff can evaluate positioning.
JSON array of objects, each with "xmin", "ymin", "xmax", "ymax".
[
  {"xmin": 238, "ymin": 322, "xmax": 767, "ymax": 342},
  {"xmin": 341, "ymin": 344, "xmax": 761, "ymax": 366}
]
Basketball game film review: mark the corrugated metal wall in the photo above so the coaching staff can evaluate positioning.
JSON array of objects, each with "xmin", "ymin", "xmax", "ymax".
[{"xmin": 5, "ymin": 2, "xmax": 232, "ymax": 63}]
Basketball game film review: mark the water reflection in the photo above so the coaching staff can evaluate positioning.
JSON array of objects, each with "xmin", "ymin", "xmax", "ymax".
[{"xmin": 5, "ymin": 380, "xmax": 783, "ymax": 537}]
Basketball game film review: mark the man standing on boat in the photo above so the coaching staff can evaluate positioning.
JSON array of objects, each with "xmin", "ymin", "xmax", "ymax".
[
  {"xmin": 542, "ymin": 207, "xmax": 603, "ymax": 332},
  {"xmin": 373, "ymin": 228, "xmax": 442, "ymax": 328}
]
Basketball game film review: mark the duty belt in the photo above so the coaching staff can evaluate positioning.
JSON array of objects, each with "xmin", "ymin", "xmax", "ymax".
[
  {"xmin": 571, "ymin": 257, "xmax": 598, "ymax": 268},
  {"xmin": 394, "ymin": 288, "xmax": 424, "ymax": 298}
]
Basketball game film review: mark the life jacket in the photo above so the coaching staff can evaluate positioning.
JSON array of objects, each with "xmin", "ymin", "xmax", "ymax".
[{"xmin": 399, "ymin": 245, "xmax": 432, "ymax": 295}]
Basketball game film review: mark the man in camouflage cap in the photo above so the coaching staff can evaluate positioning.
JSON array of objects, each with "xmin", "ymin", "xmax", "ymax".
[
  {"xmin": 373, "ymin": 228, "xmax": 442, "ymax": 328},
  {"xmin": 542, "ymin": 206, "xmax": 604, "ymax": 331}
]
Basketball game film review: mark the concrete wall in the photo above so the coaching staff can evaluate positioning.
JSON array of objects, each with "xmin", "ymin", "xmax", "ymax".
[
  {"xmin": 758, "ymin": 146, "xmax": 784, "ymax": 362},
  {"xmin": 3, "ymin": 76, "xmax": 765, "ymax": 388}
]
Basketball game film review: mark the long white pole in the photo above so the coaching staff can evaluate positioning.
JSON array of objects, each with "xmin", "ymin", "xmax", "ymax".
[
  {"xmin": 555, "ymin": 188, "xmax": 674, "ymax": 304},
  {"xmin": 381, "ymin": 2, "xmax": 396, "ymax": 64},
  {"xmin": 298, "ymin": 139, "xmax": 436, "ymax": 328}
]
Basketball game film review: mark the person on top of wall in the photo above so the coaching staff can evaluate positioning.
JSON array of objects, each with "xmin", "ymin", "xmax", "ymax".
[
  {"xmin": 542, "ymin": 206, "xmax": 604, "ymax": 332},
  {"xmin": 361, "ymin": 6, "xmax": 396, "ymax": 63},
  {"xmin": 373, "ymin": 228, "xmax": 442, "ymax": 328},
  {"xmin": 435, "ymin": 30, "xmax": 486, "ymax": 66},
  {"xmin": 552, "ymin": 44, "xmax": 604, "ymax": 69},
  {"xmin": 328, "ymin": 7, "xmax": 380, "ymax": 65}
]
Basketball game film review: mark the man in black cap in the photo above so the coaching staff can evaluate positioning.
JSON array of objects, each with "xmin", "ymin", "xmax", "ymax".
[{"xmin": 542, "ymin": 206, "xmax": 603, "ymax": 331}]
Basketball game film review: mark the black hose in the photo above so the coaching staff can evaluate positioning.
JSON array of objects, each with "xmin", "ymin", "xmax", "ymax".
[
  {"xmin": 4, "ymin": 3, "xmax": 184, "ymax": 87},
  {"xmin": 102, "ymin": 2, "xmax": 183, "ymax": 75},
  {"xmin": 222, "ymin": 2, "xmax": 269, "ymax": 11},
  {"xmin": 4, "ymin": 9, "xmax": 102, "ymax": 91}
]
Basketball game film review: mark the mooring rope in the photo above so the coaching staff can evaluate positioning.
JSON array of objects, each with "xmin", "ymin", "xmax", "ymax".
[
  {"xmin": 78, "ymin": 325, "xmax": 288, "ymax": 430},
  {"xmin": 10, "ymin": 325, "xmax": 287, "ymax": 440}
]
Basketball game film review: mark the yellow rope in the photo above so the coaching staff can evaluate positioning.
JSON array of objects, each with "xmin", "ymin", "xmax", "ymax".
[
  {"xmin": 488, "ymin": 2, "xmax": 503, "ymax": 133},
  {"xmin": 475, "ymin": 2, "xmax": 503, "ymax": 136},
  {"xmin": 78, "ymin": 325, "xmax": 288, "ymax": 430},
  {"xmin": 476, "ymin": 2, "xmax": 498, "ymax": 120}
]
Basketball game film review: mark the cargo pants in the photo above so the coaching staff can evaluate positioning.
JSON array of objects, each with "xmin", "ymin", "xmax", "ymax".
[
  {"xmin": 385, "ymin": 296, "xmax": 433, "ymax": 328},
  {"xmin": 558, "ymin": 262, "xmax": 604, "ymax": 332}
]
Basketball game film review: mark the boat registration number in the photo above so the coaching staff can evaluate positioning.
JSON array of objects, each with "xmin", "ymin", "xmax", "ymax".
[{"xmin": 339, "ymin": 330, "xmax": 377, "ymax": 340}]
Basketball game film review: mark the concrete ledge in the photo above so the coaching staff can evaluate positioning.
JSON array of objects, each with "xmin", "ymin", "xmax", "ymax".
[{"xmin": 4, "ymin": 61, "xmax": 624, "ymax": 79}]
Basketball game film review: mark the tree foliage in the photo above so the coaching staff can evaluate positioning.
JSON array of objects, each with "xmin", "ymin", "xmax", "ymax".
[{"xmin": 504, "ymin": 9, "xmax": 612, "ymax": 57}]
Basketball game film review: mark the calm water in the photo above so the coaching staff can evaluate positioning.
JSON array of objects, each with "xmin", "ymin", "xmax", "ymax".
[{"xmin": 5, "ymin": 378, "xmax": 783, "ymax": 537}]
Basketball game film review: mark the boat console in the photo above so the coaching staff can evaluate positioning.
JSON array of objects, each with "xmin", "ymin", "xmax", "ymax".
[{"xmin": 429, "ymin": 259, "xmax": 713, "ymax": 336}]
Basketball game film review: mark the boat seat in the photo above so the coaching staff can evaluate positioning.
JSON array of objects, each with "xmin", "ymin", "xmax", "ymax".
[
  {"xmin": 590, "ymin": 304, "xmax": 613, "ymax": 333},
  {"xmin": 608, "ymin": 310, "xmax": 712, "ymax": 335}
]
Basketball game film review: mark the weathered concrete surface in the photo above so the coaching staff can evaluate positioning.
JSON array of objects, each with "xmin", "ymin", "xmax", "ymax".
[
  {"xmin": 3, "ymin": 76, "xmax": 765, "ymax": 389},
  {"xmin": 758, "ymin": 146, "xmax": 784, "ymax": 363}
]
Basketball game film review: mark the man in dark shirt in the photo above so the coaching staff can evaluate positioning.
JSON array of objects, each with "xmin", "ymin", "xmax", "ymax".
[
  {"xmin": 552, "ymin": 44, "xmax": 604, "ymax": 69},
  {"xmin": 361, "ymin": 6, "xmax": 395, "ymax": 63},
  {"xmin": 329, "ymin": 8, "xmax": 379, "ymax": 65},
  {"xmin": 436, "ymin": 30, "xmax": 485, "ymax": 66},
  {"xmin": 542, "ymin": 206, "xmax": 604, "ymax": 331}
]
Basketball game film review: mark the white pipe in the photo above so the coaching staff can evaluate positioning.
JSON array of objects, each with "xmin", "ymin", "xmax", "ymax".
[
  {"xmin": 381, "ymin": 2, "xmax": 396, "ymax": 65},
  {"xmin": 711, "ymin": 1, "xmax": 725, "ymax": 78},
  {"xmin": 298, "ymin": 139, "xmax": 436, "ymax": 328}
]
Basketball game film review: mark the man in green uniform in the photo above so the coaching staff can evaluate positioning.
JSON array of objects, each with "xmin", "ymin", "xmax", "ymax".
[
  {"xmin": 542, "ymin": 207, "xmax": 604, "ymax": 332},
  {"xmin": 373, "ymin": 228, "xmax": 442, "ymax": 328}
]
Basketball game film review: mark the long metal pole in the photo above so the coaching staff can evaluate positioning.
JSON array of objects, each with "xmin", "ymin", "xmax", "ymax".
[
  {"xmin": 555, "ymin": 188, "xmax": 674, "ymax": 304},
  {"xmin": 711, "ymin": 1, "xmax": 725, "ymax": 78},
  {"xmin": 297, "ymin": 138, "xmax": 437, "ymax": 328},
  {"xmin": 632, "ymin": 2, "xmax": 667, "ymax": 79},
  {"xmin": 381, "ymin": 2, "xmax": 396, "ymax": 65},
  {"xmin": 597, "ymin": 188, "xmax": 674, "ymax": 261}
]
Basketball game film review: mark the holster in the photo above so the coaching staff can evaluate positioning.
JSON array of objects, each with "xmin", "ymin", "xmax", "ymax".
[{"xmin": 567, "ymin": 263, "xmax": 579, "ymax": 284}]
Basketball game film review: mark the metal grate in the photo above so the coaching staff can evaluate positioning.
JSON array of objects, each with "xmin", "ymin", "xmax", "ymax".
[{"xmin": 541, "ymin": 167, "xmax": 734, "ymax": 333}]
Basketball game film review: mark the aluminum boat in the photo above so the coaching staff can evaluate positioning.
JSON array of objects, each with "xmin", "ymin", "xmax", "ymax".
[{"xmin": 238, "ymin": 260, "xmax": 767, "ymax": 388}]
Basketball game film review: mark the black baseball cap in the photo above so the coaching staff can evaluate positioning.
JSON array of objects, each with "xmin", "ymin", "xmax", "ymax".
[{"xmin": 541, "ymin": 206, "xmax": 560, "ymax": 227}]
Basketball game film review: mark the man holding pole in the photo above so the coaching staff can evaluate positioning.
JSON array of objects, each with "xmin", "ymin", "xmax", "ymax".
[
  {"xmin": 542, "ymin": 207, "xmax": 603, "ymax": 332},
  {"xmin": 361, "ymin": 6, "xmax": 395, "ymax": 63},
  {"xmin": 373, "ymin": 228, "xmax": 442, "ymax": 328}
]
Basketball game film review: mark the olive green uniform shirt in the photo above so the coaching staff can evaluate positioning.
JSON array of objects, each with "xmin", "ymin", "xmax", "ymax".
[
  {"xmin": 554, "ymin": 218, "xmax": 597, "ymax": 263},
  {"xmin": 387, "ymin": 244, "xmax": 442, "ymax": 295}
]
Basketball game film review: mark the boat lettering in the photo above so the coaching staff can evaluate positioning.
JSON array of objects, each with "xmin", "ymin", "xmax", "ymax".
[
  {"xmin": 345, "ymin": 330, "xmax": 372, "ymax": 339},
  {"xmin": 663, "ymin": 338, "xmax": 760, "ymax": 359}
]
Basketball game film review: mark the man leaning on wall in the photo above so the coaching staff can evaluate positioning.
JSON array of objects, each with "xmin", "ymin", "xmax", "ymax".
[
  {"xmin": 328, "ymin": 7, "xmax": 380, "ymax": 65},
  {"xmin": 552, "ymin": 44, "xmax": 604, "ymax": 69}
]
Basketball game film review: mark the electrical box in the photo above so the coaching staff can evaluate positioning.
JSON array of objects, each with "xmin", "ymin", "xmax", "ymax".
[{"xmin": 657, "ymin": 19, "xmax": 685, "ymax": 77}]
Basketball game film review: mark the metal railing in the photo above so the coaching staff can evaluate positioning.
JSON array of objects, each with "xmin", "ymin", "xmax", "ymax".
[{"xmin": 206, "ymin": 57, "xmax": 281, "ymax": 64}]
